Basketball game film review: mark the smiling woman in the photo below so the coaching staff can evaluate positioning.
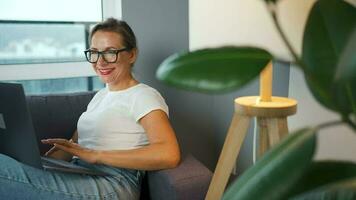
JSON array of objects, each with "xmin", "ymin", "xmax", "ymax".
[
  {"xmin": 0, "ymin": 18, "xmax": 181, "ymax": 200},
  {"xmin": 88, "ymin": 19, "xmax": 139, "ymax": 90}
]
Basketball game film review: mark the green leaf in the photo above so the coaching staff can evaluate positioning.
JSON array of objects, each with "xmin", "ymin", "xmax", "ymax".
[
  {"xmin": 156, "ymin": 47, "xmax": 272, "ymax": 93},
  {"xmin": 335, "ymin": 28, "xmax": 356, "ymax": 83},
  {"xmin": 289, "ymin": 161, "xmax": 356, "ymax": 198},
  {"xmin": 302, "ymin": 0, "xmax": 356, "ymax": 116},
  {"xmin": 291, "ymin": 177, "xmax": 356, "ymax": 200},
  {"xmin": 335, "ymin": 28, "xmax": 356, "ymax": 118},
  {"xmin": 223, "ymin": 128, "xmax": 317, "ymax": 200}
]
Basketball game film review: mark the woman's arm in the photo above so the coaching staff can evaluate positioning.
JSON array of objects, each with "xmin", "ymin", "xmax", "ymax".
[
  {"xmin": 42, "ymin": 130, "xmax": 78, "ymax": 161},
  {"xmin": 95, "ymin": 110, "xmax": 181, "ymax": 170},
  {"xmin": 43, "ymin": 110, "xmax": 181, "ymax": 170}
]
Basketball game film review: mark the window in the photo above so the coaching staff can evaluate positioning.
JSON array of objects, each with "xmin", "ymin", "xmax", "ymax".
[
  {"xmin": 0, "ymin": 22, "xmax": 88, "ymax": 65},
  {"xmin": 0, "ymin": 0, "xmax": 101, "ymax": 65},
  {"xmin": 0, "ymin": 0, "xmax": 113, "ymax": 94},
  {"xmin": 0, "ymin": 0, "xmax": 102, "ymax": 22}
]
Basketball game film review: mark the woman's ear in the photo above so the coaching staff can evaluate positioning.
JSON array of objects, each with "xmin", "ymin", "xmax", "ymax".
[{"xmin": 127, "ymin": 48, "xmax": 138, "ymax": 65}]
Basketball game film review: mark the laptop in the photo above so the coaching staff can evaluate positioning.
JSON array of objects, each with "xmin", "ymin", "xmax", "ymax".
[{"xmin": 0, "ymin": 82, "xmax": 105, "ymax": 175}]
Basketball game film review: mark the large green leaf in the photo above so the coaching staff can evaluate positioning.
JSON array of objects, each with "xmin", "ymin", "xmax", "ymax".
[
  {"xmin": 291, "ymin": 177, "xmax": 356, "ymax": 200},
  {"xmin": 156, "ymin": 47, "xmax": 272, "ymax": 93},
  {"xmin": 223, "ymin": 128, "xmax": 317, "ymax": 200},
  {"xmin": 289, "ymin": 161, "xmax": 356, "ymax": 198},
  {"xmin": 302, "ymin": 0, "xmax": 356, "ymax": 116}
]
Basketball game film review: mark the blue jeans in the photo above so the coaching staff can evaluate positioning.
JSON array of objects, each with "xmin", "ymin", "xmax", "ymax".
[{"xmin": 0, "ymin": 154, "xmax": 143, "ymax": 200}]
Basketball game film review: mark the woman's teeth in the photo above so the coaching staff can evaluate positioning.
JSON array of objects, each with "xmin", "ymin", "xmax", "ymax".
[{"xmin": 98, "ymin": 68, "xmax": 114, "ymax": 75}]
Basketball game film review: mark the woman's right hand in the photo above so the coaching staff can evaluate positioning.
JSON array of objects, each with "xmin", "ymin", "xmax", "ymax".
[
  {"xmin": 42, "ymin": 139, "xmax": 74, "ymax": 161},
  {"xmin": 44, "ymin": 145, "xmax": 58, "ymax": 157}
]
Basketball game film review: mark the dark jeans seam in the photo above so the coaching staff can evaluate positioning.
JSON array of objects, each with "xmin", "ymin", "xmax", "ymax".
[{"xmin": 0, "ymin": 175, "xmax": 117, "ymax": 199}]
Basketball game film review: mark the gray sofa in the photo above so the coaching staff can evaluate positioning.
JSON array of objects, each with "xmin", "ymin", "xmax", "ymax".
[{"xmin": 26, "ymin": 91, "xmax": 212, "ymax": 200}]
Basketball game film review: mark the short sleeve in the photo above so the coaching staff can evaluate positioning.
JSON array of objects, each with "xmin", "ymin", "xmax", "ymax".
[{"xmin": 131, "ymin": 88, "xmax": 169, "ymax": 122}]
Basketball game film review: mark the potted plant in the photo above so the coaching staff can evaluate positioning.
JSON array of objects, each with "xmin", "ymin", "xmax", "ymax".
[{"xmin": 156, "ymin": 0, "xmax": 356, "ymax": 199}]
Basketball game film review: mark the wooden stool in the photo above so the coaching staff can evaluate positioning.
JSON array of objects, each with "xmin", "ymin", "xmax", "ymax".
[{"xmin": 205, "ymin": 62, "xmax": 297, "ymax": 200}]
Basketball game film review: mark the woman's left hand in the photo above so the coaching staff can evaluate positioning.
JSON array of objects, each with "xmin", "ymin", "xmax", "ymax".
[{"xmin": 41, "ymin": 139, "xmax": 99, "ymax": 164}]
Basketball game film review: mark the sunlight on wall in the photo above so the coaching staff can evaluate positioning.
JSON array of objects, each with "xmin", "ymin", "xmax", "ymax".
[{"xmin": 189, "ymin": 0, "xmax": 315, "ymax": 61}]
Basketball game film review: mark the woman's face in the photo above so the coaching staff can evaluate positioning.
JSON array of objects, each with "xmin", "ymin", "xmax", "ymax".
[{"xmin": 90, "ymin": 31, "xmax": 136, "ymax": 85}]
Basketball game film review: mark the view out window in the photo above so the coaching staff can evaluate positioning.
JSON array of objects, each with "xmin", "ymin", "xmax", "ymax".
[{"xmin": 0, "ymin": 23, "xmax": 87, "ymax": 65}]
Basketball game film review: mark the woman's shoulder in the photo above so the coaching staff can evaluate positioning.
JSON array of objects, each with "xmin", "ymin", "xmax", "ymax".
[
  {"xmin": 135, "ymin": 83, "xmax": 157, "ymax": 91},
  {"xmin": 132, "ymin": 83, "xmax": 163, "ymax": 98},
  {"xmin": 130, "ymin": 83, "xmax": 169, "ymax": 120}
]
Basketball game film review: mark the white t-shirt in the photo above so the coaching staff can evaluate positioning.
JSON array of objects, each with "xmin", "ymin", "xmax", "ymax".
[{"xmin": 77, "ymin": 83, "xmax": 169, "ymax": 151}]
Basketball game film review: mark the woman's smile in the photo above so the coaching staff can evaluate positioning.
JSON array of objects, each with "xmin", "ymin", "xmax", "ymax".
[{"xmin": 97, "ymin": 68, "xmax": 115, "ymax": 76}]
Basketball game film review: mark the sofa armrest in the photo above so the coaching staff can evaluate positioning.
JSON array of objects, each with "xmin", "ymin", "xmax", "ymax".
[{"xmin": 147, "ymin": 154, "xmax": 212, "ymax": 200}]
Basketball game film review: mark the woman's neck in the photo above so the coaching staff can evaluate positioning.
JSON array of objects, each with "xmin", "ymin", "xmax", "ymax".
[{"xmin": 107, "ymin": 77, "xmax": 139, "ymax": 91}]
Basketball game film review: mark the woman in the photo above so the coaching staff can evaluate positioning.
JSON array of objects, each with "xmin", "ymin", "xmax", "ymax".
[{"xmin": 0, "ymin": 18, "xmax": 180, "ymax": 200}]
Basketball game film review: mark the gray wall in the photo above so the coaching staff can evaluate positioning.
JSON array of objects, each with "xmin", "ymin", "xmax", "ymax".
[{"xmin": 122, "ymin": 0, "xmax": 290, "ymax": 172}]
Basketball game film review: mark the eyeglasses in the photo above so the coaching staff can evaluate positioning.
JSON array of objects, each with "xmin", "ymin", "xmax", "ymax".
[{"xmin": 84, "ymin": 48, "xmax": 127, "ymax": 63}]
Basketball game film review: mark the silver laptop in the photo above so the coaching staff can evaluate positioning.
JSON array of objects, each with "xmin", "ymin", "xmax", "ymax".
[{"xmin": 0, "ymin": 82, "xmax": 105, "ymax": 175}]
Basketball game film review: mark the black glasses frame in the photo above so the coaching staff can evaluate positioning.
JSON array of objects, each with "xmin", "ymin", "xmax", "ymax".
[{"xmin": 84, "ymin": 48, "xmax": 127, "ymax": 63}]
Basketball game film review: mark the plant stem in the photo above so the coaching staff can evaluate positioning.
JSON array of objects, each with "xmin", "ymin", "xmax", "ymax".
[
  {"xmin": 266, "ymin": 3, "xmax": 305, "ymax": 70},
  {"xmin": 345, "ymin": 116, "xmax": 356, "ymax": 131},
  {"xmin": 316, "ymin": 120, "xmax": 345, "ymax": 130},
  {"xmin": 346, "ymin": 83, "xmax": 356, "ymax": 117},
  {"xmin": 316, "ymin": 118, "xmax": 356, "ymax": 132}
]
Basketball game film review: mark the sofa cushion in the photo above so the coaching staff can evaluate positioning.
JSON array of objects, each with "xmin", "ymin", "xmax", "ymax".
[
  {"xmin": 147, "ymin": 154, "xmax": 212, "ymax": 200},
  {"xmin": 26, "ymin": 91, "xmax": 96, "ymax": 155}
]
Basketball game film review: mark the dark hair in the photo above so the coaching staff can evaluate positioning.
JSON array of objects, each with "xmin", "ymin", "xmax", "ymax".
[{"xmin": 90, "ymin": 18, "xmax": 137, "ymax": 50}]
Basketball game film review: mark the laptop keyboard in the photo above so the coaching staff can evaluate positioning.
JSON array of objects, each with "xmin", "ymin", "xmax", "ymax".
[
  {"xmin": 40, "ymin": 157, "xmax": 107, "ymax": 175},
  {"xmin": 41, "ymin": 157, "xmax": 90, "ymax": 170}
]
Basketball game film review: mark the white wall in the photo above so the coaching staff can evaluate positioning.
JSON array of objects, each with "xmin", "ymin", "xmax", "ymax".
[
  {"xmin": 189, "ymin": 0, "xmax": 314, "ymax": 60},
  {"xmin": 103, "ymin": 0, "xmax": 122, "ymax": 19},
  {"xmin": 289, "ymin": 67, "xmax": 356, "ymax": 162}
]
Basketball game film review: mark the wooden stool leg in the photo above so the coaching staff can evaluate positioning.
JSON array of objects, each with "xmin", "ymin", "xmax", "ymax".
[
  {"xmin": 266, "ymin": 118, "xmax": 280, "ymax": 147},
  {"xmin": 257, "ymin": 117, "xmax": 290, "ymax": 158},
  {"xmin": 257, "ymin": 117, "xmax": 269, "ymax": 159},
  {"xmin": 205, "ymin": 113, "xmax": 250, "ymax": 200},
  {"xmin": 278, "ymin": 117, "xmax": 289, "ymax": 139}
]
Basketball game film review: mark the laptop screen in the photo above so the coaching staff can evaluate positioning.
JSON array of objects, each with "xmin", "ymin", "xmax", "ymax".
[{"xmin": 0, "ymin": 82, "xmax": 43, "ymax": 169}]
